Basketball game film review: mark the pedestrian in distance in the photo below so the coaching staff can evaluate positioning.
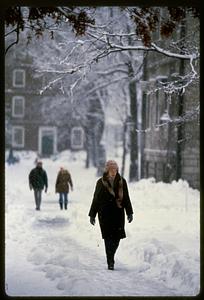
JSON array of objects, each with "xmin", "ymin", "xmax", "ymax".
[
  {"xmin": 7, "ymin": 148, "xmax": 19, "ymax": 165},
  {"xmin": 29, "ymin": 161, "xmax": 48, "ymax": 211},
  {"xmin": 55, "ymin": 167, "xmax": 73, "ymax": 210},
  {"xmin": 88, "ymin": 160, "xmax": 133, "ymax": 270}
]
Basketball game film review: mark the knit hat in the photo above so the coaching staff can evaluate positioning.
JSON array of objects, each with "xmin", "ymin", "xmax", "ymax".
[{"xmin": 105, "ymin": 160, "xmax": 119, "ymax": 172}]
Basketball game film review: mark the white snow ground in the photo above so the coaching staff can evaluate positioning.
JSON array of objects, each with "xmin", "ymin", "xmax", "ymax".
[{"xmin": 5, "ymin": 150, "xmax": 200, "ymax": 296}]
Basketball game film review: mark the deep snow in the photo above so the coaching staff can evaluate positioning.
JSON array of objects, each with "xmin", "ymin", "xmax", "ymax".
[{"xmin": 5, "ymin": 150, "xmax": 200, "ymax": 296}]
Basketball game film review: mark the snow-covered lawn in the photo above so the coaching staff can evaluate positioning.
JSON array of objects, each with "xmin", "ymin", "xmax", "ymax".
[{"xmin": 5, "ymin": 150, "xmax": 200, "ymax": 296}]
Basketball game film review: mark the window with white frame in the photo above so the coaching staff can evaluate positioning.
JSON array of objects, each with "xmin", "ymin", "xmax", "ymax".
[
  {"xmin": 12, "ymin": 96, "xmax": 25, "ymax": 117},
  {"xmin": 12, "ymin": 126, "xmax": 25, "ymax": 148},
  {"xmin": 13, "ymin": 69, "xmax": 25, "ymax": 87},
  {"xmin": 71, "ymin": 127, "xmax": 84, "ymax": 149}
]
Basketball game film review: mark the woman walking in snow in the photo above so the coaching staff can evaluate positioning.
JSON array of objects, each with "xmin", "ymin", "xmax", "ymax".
[
  {"xmin": 88, "ymin": 160, "xmax": 133, "ymax": 270},
  {"xmin": 55, "ymin": 167, "xmax": 73, "ymax": 210}
]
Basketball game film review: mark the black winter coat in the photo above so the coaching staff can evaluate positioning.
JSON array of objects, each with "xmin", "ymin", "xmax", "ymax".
[
  {"xmin": 88, "ymin": 175, "xmax": 133, "ymax": 240},
  {"xmin": 29, "ymin": 167, "xmax": 48, "ymax": 190}
]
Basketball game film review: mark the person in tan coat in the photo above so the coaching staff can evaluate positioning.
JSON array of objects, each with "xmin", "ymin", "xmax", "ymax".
[{"xmin": 55, "ymin": 167, "xmax": 73, "ymax": 210}]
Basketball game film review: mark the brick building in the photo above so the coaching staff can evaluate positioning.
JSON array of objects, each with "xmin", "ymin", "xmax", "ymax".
[{"xmin": 138, "ymin": 15, "xmax": 199, "ymax": 189}]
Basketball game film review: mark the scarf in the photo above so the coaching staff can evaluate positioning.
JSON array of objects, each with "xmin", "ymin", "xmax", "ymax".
[{"xmin": 102, "ymin": 173, "xmax": 123, "ymax": 208}]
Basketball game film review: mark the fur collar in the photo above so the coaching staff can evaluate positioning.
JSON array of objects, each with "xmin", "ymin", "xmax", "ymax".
[{"xmin": 102, "ymin": 173, "xmax": 123, "ymax": 208}]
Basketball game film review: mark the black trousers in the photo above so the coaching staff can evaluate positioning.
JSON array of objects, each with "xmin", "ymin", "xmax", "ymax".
[{"xmin": 104, "ymin": 238, "xmax": 120, "ymax": 265}]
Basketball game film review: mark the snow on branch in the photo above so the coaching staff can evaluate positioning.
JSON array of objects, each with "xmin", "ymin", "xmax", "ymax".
[
  {"xmin": 151, "ymin": 43, "xmax": 199, "ymax": 60},
  {"xmin": 69, "ymin": 77, "xmax": 82, "ymax": 102},
  {"xmin": 105, "ymin": 42, "xmax": 199, "ymax": 61},
  {"xmin": 171, "ymin": 105, "xmax": 200, "ymax": 124},
  {"xmin": 135, "ymin": 104, "xmax": 199, "ymax": 134},
  {"xmin": 96, "ymin": 68, "xmax": 128, "ymax": 76},
  {"xmin": 86, "ymin": 30, "xmax": 199, "ymax": 68},
  {"xmin": 146, "ymin": 58, "xmax": 199, "ymax": 97},
  {"xmin": 35, "ymin": 65, "xmax": 85, "ymax": 75},
  {"xmin": 39, "ymin": 76, "xmax": 63, "ymax": 95},
  {"xmin": 85, "ymin": 75, "xmax": 129, "ymax": 97}
]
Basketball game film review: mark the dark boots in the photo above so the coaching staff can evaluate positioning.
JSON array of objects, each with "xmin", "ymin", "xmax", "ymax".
[
  {"xmin": 105, "ymin": 238, "xmax": 120, "ymax": 270},
  {"xmin": 107, "ymin": 258, "xmax": 114, "ymax": 270},
  {"xmin": 60, "ymin": 202, "xmax": 68, "ymax": 210}
]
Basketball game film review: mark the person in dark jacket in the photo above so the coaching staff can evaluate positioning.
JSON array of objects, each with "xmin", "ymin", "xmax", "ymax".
[
  {"xmin": 88, "ymin": 160, "xmax": 133, "ymax": 270},
  {"xmin": 55, "ymin": 167, "xmax": 73, "ymax": 210},
  {"xmin": 29, "ymin": 161, "xmax": 48, "ymax": 210}
]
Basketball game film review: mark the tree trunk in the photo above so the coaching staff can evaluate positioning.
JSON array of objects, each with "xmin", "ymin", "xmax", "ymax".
[
  {"xmin": 128, "ymin": 63, "xmax": 138, "ymax": 182},
  {"xmin": 121, "ymin": 121, "xmax": 127, "ymax": 177},
  {"xmin": 176, "ymin": 19, "xmax": 186, "ymax": 180},
  {"xmin": 176, "ymin": 78, "xmax": 185, "ymax": 180},
  {"xmin": 85, "ymin": 129, "xmax": 91, "ymax": 168},
  {"xmin": 140, "ymin": 53, "xmax": 148, "ymax": 178},
  {"xmin": 164, "ymin": 121, "xmax": 176, "ymax": 182}
]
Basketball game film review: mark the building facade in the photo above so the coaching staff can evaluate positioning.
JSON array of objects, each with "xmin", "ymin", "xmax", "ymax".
[
  {"xmin": 138, "ymin": 15, "xmax": 199, "ymax": 189},
  {"xmin": 5, "ymin": 50, "xmax": 104, "ymax": 159}
]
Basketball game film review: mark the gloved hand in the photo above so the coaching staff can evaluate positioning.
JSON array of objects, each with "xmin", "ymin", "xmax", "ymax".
[
  {"xmin": 29, "ymin": 184, "xmax": 33, "ymax": 190},
  {"xmin": 90, "ymin": 217, "xmax": 95, "ymax": 225},
  {"xmin": 127, "ymin": 214, "xmax": 133, "ymax": 223}
]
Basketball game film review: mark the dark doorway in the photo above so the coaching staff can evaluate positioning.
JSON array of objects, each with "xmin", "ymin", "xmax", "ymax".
[{"xmin": 42, "ymin": 134, "xmax": 54, "ymax": 156}]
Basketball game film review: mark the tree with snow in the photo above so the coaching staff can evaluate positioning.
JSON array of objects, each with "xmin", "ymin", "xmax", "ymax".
[{"xmin": 5, "ymin": 6, "xmax": 200, "ymax": 185}]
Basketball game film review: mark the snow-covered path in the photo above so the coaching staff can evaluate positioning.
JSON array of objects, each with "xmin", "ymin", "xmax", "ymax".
[
  {"xmin": 5, "ymin": 151, "xmax": 200, "ymax": 296},
  {"xmin": 6, "ymin": 197, "xmax": 177, "ymax": 296}
]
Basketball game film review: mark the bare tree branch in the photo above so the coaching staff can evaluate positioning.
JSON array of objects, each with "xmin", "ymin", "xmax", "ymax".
[{"xmin": 5, "ymin": 27, "xmax": 20, "ymax": 55}]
